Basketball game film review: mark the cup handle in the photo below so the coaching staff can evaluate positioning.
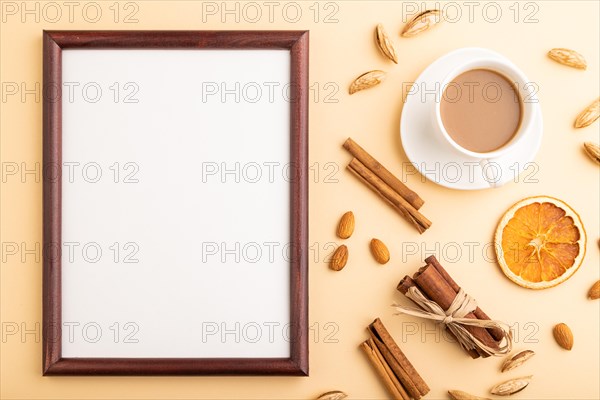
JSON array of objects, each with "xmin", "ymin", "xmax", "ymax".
[{"xmin": 479, "ymin": 158, "xmax": 502, "ymax": 188}]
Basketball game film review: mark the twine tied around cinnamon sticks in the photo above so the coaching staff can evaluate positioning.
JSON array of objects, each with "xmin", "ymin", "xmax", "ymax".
[
  {"xmin": 397, "ymin": 255, "xmax": 512, "ymax": 358},
  {"xmin": 394, "ymin": 286, "xmax": 513, "ymax": 356}
]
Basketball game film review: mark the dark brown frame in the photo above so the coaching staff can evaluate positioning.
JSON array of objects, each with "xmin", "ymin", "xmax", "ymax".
[{"xmin": 42, "ymin": 30, "xmax": 309, "ymax": 376}]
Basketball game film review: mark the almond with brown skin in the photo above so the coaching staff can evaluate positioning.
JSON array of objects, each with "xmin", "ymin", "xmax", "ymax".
[
  {"xmin": 330, "ymin": 245, "xmax": 348, "ymax": 271},
  {"xmin": 553, "ymin": 323, "xmax": 574, "ymax": 350},
  {"xmin": 588, "ymin": 280, "xmax": 600, "ymax": 300},
  {"xmin": 370, "ymin": 239, "xmax": 390, "ymax": 264},
  {"xmin": 336, "ymin": 211, "xmax": 355, "ymax": 239}
]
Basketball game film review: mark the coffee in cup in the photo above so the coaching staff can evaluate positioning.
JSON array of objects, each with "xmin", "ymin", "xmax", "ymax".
[{"xmin": 440, "ymin": 69, "xmax": 522, "ymax": 154}]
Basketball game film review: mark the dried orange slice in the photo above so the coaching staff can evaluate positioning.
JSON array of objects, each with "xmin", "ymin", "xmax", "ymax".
[{"xmin": 495, "ymin": 196, "xmax": 586, "ymax": 289}]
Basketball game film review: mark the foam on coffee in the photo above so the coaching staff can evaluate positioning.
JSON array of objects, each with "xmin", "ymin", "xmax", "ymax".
[{"xmin": 440, "ymin": 69, "xmax": 522, "ymax": 154}]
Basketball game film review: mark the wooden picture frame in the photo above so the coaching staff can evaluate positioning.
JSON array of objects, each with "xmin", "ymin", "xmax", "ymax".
[{"xmin": 43, "ymin": 30, "xmax": 308, "ymax": 376}]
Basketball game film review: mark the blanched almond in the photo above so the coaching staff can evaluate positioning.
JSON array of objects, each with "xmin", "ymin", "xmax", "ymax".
[
  {"xmin": 401, "ymin": 10, "xmax": 442, "ymax": 37},
  {"xmin": 316, "ymin": 391, "xmax": 347, "ymax": 400},
  {"xmin": 501, "ymin": 350, "xmax": 535, "ymax": 372},
  {"xmin": 375, "ymin": 24, "xmax": 398, "ymax": 63},
  {"xmin": 548, "ymin": 48, "xmax": 587, "ymax": 70},
  {"xmin": 349, "ymin": 70, "xmax": 386, "ymax": 94}
]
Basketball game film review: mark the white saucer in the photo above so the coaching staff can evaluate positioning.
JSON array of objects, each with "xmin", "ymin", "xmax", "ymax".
[{"xmin": 400, "ymin": 48, "xmax": 543, "ymax": 190}]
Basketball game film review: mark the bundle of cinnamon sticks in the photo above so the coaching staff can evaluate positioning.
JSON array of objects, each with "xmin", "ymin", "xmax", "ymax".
[
  {"xmin": 360, "ymin": 318, "xmax": 430, "ymax": 400},
  {"xmin": 397, "ymin": 255, "xmax": 506, "ymax": 358},
  {"xmin": 343, "ymin": 138, "xmax": 431, "ymax": 233}
]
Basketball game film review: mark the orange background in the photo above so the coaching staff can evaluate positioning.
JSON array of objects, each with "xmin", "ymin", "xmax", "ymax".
[{"xmin": 1, "ymin": 1, "xmax": 599, "ymax": 399}]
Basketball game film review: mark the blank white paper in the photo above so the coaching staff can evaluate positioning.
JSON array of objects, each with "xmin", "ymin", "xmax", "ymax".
[{"xmin": 61, "ymin": 49, "xmax": 291, "ymax": 358}]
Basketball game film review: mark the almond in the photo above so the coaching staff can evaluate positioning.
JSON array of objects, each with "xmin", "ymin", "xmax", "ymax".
[
  {"xmin": 490, "ymin": 376, "xmax": 532, "ymax": 396},
  {"xmin": 575, "ymin": 98, "xmax": 600, "ymax": 128},
  {"xmin": 553, "ymin": 323, "xmax": 573, "ymax": 350},
  {"xmin": 583, "ymin": 142, "xmax": 600, "ymax": 164},
  {"xmin": 501, "ymin": 350, "xmax": 535, "ymax": 372},
  {"xmin": 316, "ymin": 391, "xmax": 347, "ymax": 400},
  {"xmin": 330, "ymin": 245, "xmax": 348, "ymax": 271},
  {"xmin": 349, "ymin": 70, "xmax": 386, "ymax": 94},
  {"xmin": 370, "ymin": 239, "xmax": 390, "ymax": 264},
  {"xmin": 375, "ymin": 23, "xmax": 398, "ymax": 64},
  {"xmin": 548, "ymin": 48, "xmax": 587, "ymax": 70},
  {"xmin": 401, "ymin": 10, "xmax": 442, "ymax": 37},
  {"xmin": 588, "ymin": 280, "xmax": 600, "ymax": 300},
  {"xmin": 448, "ymin": 390, "xmax": 491, "ymax": 400},
  {"xmin": 336, "ymin": 211, "xmax": 355, "ymax": 239}
]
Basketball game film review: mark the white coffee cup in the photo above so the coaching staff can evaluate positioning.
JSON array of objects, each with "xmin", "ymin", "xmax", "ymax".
[{"xmin": 431, "ymin": 57, "xmax": 537, "ymax": 161}]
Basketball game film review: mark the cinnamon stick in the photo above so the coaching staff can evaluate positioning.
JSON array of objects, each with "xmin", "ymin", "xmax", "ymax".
[
  {"xmin": 348, "ymin": 160, "xmax": 420, "ymax": 231},
  {"xmin": 370, "ymin": 337, "xmax": 422, "ymax": 400},
  {"xmin": 369, "ymin": 318, "xmax": 430, "ymax": 397},
  {"xmin": 347, "ymin": 158, "xmax": 431, "ymax": 233},
  {"xmin": 413, "ymin": 265, "xmax": 499, "ymax": 357},
  {"xmin": 361, "ymin": 339, "xmax": 408, "ymax": 400},
  {"xmin": 343, "ymin": 138, "xmax": 424, "ymax": 210},
  {"xmin": 371, "ymin": 339, "xmax": 410, "ymax": 400},
  {"xmin": 397, "ymin": 276, "xmax": 480, "ymax": 360},
  {"xmin": 424, "ymin": 255, "xmax": 505, "ymax": 341}
]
